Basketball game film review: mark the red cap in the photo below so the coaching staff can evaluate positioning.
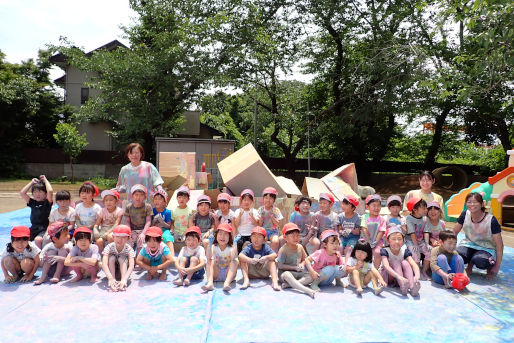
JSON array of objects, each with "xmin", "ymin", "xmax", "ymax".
[
  {"xmin": 241, "ymin": 189, "xmax": 254, "ymax": 198},
  {"xmin": 217, "ymin": 193, "xmax": 232, "ymax": 202},
  {"xmin": 251, "ymin": 226, "xmax": 267, "ymax": 239},
  {"xmin": 320, "ymin": 229, "xmax": 338, "ymax": 242},
  {"xmin": 407, "ymin": 197, "xmax": 422, "ymax": 212},
  {"xmin": 365, "ymin": 194, "xmax": 382, "ymax": 205},
  {"xmin": 153, "ymin": 189, "xmax": 169, "ymax": 203},
  {"xmin": 112, "ymin": 225, "xmax": 131, "ymax": 237},
  {"xmin": 282, "ymin": 222, "xmax": 300, "ymax": 236},
  {"xmin": 11, "ymin": 226, "xmax": 30, "ymax": 238},
  {"xmin": 262, "ymin": 187, "xmax": 278, "ymax": 196},
  {"xmin": 145, "ymin": 226, "xmax": 163, "ymax": 237},
  {"xmin": 83, "ymin": 181, "xmax": 99, "ymax": 198},
  {"xmin": 343, "ymin": 195, "xmax": 359, "ymax": 207},
  {"xmin": 47, "ymin": 222, "xmax": 68, "ymax": 237},
  {"xmin": 185, "ymin": 226, "xmax": 201, "ymax": 236},
  {"xmin": 73, "ymin": 226, "xmax": 92, "ymax": 237},
  {"xmin": 319, "ymin": 193, "xmax": 334, "ymax": 204},
  {"xmin": 217, "ymin": 223, "xmax": 233, "ymax": 233},
  {"xmin": 197, "ymin": 195, "xmax": 211, "ymax": 205},
  {"xmin": 131, "ymin": 184, "xmax": 147, "ymax": 195},
  {"xmin": 101, "ymin": 189, "xmax": 120, "ymax": 201},
  {"xmin": 451, "ymin": 273, "xmax": 470, "ymax": 291}
]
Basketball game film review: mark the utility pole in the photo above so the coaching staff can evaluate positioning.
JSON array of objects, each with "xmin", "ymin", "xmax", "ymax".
[
  {"xmin": 307, "ymin": 102, "xmax": 311, "ymax": 177},
  {"xmin": 253, "ymin": 99, "xmax": 258, "ymax": 149}
]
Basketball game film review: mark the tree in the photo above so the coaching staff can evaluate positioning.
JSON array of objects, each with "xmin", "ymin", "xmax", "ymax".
[{"xmin": 53, "ymin": 122, "xmax": 88, "ymax": 182}]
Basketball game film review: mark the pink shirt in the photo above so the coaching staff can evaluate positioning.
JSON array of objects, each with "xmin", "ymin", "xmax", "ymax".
[
  {"xmin": 98, "ymin": 207, "xmax": 124, "ymax": 227},
  {"xmin": 310, "ymin": 248, "xmax": 343, "ymax": 273}
]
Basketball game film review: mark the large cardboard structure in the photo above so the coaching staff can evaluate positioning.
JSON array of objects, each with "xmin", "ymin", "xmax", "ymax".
[{"xmin": 158, "ymin": 152, "xmax": 196, "ymax": 190}]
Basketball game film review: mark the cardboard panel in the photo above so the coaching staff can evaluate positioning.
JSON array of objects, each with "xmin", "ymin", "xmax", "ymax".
[
  {"xmin": 322, "ymin": 176, "xmax": 360, "ymax": 201},
  {"xmin": 276, "ymin": 176, "xmax": 302, "ymax": 197},
  {"xmin": 301, "ymin": 177, "xmax": 333, "ymax": 200},
  {"xmin": 158, "ymin": 152, "xmax": 196, "ymax": 189},
  {"xmin": 322, "ymin": 163, "xmax": 359, "ymax": 193}
]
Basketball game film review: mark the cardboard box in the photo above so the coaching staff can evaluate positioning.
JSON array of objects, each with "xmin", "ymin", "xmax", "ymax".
[
  {"xmin": 321, "ymin": 175, "xmax": 359, "ymax": 201},
  {"xmin": 301, "ymin": 177, "xmax": 333, "ymax": 200},
  {"xmin": 275, "ymin": 176, "xmax": 302, "ymax": 197},
  {"xmin": 161, "ymin": 175, "xmax": 187, "ymax": 193},
  {"xmin": 158, "ymin": 152, "xmax": 196, "ymax": 189},
  {"xmin": 322, "ymin": 163, "xmax": 359, "ymax": 193}
]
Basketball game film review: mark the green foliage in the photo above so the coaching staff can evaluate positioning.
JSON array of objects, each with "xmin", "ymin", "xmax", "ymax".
[
  {"xmin": 89, "ymin": 176, "xmax": 117, "ymax": 190},
  {"xmin": 53, "ymin": 123, "xmax": 88, "ymax": 162}
]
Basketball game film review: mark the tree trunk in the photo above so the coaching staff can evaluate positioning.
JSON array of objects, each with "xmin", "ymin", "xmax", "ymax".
[
  {"xmin": 70, "ymin": 157, "xmax": 75, "ymax": 183},
  {"xmin": 424, "ymin": 104, "xmax": 451, "ymax": 167}
]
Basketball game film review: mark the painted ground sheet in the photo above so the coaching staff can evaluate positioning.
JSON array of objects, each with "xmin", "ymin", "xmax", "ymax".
[{"xmin": 1, "ymin": 208, "xmax": 512, "ymax": 342}]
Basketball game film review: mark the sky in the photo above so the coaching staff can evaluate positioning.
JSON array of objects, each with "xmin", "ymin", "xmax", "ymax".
[{"xmin": 0, "ymin": 0, "xmax": 134, "ymax": 79}]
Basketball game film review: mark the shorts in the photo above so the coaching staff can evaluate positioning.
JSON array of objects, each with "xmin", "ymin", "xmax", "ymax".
[
  {"xmin": 215, "ymin": 266, "xmax": 228, "ymax": 282},
  {"xmin": 266, "ymin": 229, "xmax": 279, "ymax": 240},
  {"xmin": 183, "ymin": 256, "xmax": 205, "ymax": 280},
  {"xmin": 279, "ymin": 270, "xmax": 307, "ymax": 282},
  {"xmin": 94, "ymin": 225, "xmax": 113, "ymax": 241},
  {"xmin": 342, "ymin": 234, "xmax": 360, "ymax": 248},
  {"xmin": 30, "ymin": 225, "xmax": 46, "ymax": 241},
  {"xmin": 162, "ymin": 229, "xmax": 175, "ymax": 243},
  {"xmin": 248, "ymin": 261, "xmax": 271, "ymax": 279}
]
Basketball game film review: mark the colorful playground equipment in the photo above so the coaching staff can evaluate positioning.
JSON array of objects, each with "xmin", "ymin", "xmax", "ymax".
[{"xmin": 444, "ymin": 149, "xmax": 514, "ymax": 231}]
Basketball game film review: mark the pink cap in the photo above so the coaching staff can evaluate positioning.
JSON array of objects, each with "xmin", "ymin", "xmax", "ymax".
[
  {"xmin": 365, "ymin": 194, "xmax": 382, "ymax": 205},
  {"xmin": 217, "ymin": 193, "xmax": 232, "ymax": 202},
  {"xmin": 386, "ymin": 195, "xmax": 402, "ymax": 206},
  {"xmin": 177, "ymin": 186, "xmax": 190, "ymax": 196},
  {"xmin": 47, "ymin": 222, "xmax": 68, "ymax": 237},
  {"xmin": 217, "ymin": 223, "xmax": 233, "ymax": 233},
  {"xmin": 197, "ymin": 195, "xmax": 211, "ymax": 205},
  {"xmin": 153, "ymin": 189, "xmax": 169, "ymax": 203},
  {"xmin": 241, "ymin": 189, "xmax": 254, "ymax": 198},
  {"xmin": 427, "ymin": 201, "xmax": 440, "ymax": 210},
  {"xmin": 101, "ymin": 189, "xmax": 120, "ymax": 200},
  {"xmin": 320, "ymin": 230, "xmax": 338, "ymax": 242},
  {"xmin": 130, "ymin": 184, "xmax": 147, "ymax": 195},
  {"xmin": 262, "ymin": 187, "xmax": 278, "ymax": 196},
  {"xmin": 319, "ymin": 193, "xmax": 335, "ymax": 204}
]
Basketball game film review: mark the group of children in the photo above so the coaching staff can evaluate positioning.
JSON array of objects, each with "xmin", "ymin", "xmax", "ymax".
[{"xmin": 1, "ymin": 175, "xmax": 467, "ymax": 296}]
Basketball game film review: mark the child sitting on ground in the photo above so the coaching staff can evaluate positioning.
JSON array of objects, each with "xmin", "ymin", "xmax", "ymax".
[
  {"xmin": 405, "ymin": 197, "xmax": 431, "ymax": 280},
  {"xmin": 137, "ymin": 226, "xmax": 173, "ymax": 281},
  {"xmin": 215, "ymin": 193, "xmax": 235, "ymax": 226},
  {"xmin": 123, "ymin": 184, "xmax": 153, "ymax": 252},
  {"xmin": 174, "ymin": 226, "xmax": 207, "ymax": 286},
  {"xmin": 239, "ymin": 226, "xmax": 280, "ymax": 291},
  {"xmin": 380, "ymin": 226, "xmax": 421, "ymax": 296},
  {"xmin": 202, "ymin": 223, "xmax": 239, "ymax": 292},
  {"xmin": 258, "ymin": 187, "xmax": 284, "ymax": 252},
  {"xmin": 35, "ymin": 222, "xmax": 72, "ymax": 285},
  {"xmin": 305, "ymin": 193, "xmax": 338, "ymax": 248},
  {"xmin": 305, "ymin": 230, "xmax": 346, "ymax": 291},
  {"xmin": 234, "ymin": 189, "xmax": 260, "ymax": 253},
  {"xmin": 347, "ymin": 240, "xmax": 386, "ymax": 296},
  {"xmin": 102, "ymin": 225, "xmax": 136, "ymax": 291},
  {"xmin": 425, "ymin": 201, "xmax": 446, "ymax": 247},
  {"xmin": 65, "ymin": 227, "xmax": 100, "ymax": 283},
  {"xmin": 47, "ymin": 190, "xmax": 75, "ymax": 239},
  {"xmin": 189, "ymin": 195, "xmax": 216, "ymax": 250},
  {"xmin": 172, "ymin": 186, "xmax": 193, "ymax": 242},
  {"xmin": 289, "ymin": 196, "xmax": 316, "ymax": 253},
  {"xmin": 431, "ymin": 230, "xmax": 465, "ymax": 288},
  {"xmin": 338, "ymin": 195, "xmax": 361, "ymax": 263},
  {"xmin": 383, "ymin": 195, "xmax": 406, "ymax": 237},
  {"xmin": 94, "ymin": 189, "xmax": 123, "ymax": 253},
  {"xmin": 75, "ymin": 182, "xmax": 101, "ymax": 232},
  {"xmin": 1, "ymin": 226, "xmax": 40, "ymax": 283},
  {"xmin": 151, "ymin": 189, "xmax": 174, "ymax": 255},
  {"xmin": 19, "ymin": 175, "xmax": 53, "ymax": 248},
  {"xmin": 276, "ymin": 223, "xmax": 316, "ymax": 298},
  {"xmin": 361, "ymin": 194, "xmax": 387, "ymax": 269}
]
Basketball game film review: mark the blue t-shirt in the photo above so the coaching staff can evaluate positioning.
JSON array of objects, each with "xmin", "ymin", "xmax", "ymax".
[
  {"xmin": 289, "ymin": 212, "xmax": 313, "ymax": 237},
  {"xmin": 152, "ymin": 207, "xmax": 172, "ymax": 230},
  {"xmin": 139, "ymin": 244, "xmax": 171, "ymax": 264},
  {"xmin": 241, "ymin": 243, "xmax": 274, "ymax": 259}
]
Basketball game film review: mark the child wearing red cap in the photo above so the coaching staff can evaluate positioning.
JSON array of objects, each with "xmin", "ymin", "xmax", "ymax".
[
  {"xmin": 65, "ymin": 227, "xmax": 100, "ymax": 283},
  {"xmin": 19, "ymin": 175, "xmax": 53, "ymax": 248},
  {"xmin": 234, "ymin": 189, "xmax": 260, "ymax": 254},
  {"xmin": 215, "ymin": 193, "xmax": 235, "ymax": 227},
  {"xmin": 258, "ymin": 187, "xmax": 284, "ymax": 252},
  {"xmin": 425, "ymin": 201, "xmax": 446, "ymax": 246},
  {"xmin": 305, "ymin": 193, "xmax": 338, "ymax": 251},
  {"xmin": 172, "ymin": 186, "xmax": 193, "ymax": 242},
  {"xmin": 35, "ymin": 222, "xmax": 72, "ymax": 285},
  {"xmin": 75, "ymin": 182, "xmax": 102, "ymax": 231},
  {"xmin": 430, "ymin": 230, "xmax": 464, "ymax": 289},
  {"xmin": 123, "ymin": 184, "xmax": 153, "ymax": 252},
  {"xmin": 173, "ymin": 226, "xmax": 207, "ymax": 286},
  {"xmin": 151, "ymin": 189, "xmax": 175, "ymax": 256},
  {"xmin": 102, "ymin": 225, "xmax": 136, "ymax": 291},
  {"xmin": 137, "ymin": 226, "xmax": 173, "ymax": 281},
  {"xmin": 361, "ymin": 194, "xmax": 387, "ymax": 269},
  {"xmin": 189, "ymin": 195, "xmax": 216, "ymax": 250},
  {"xmin": 405, "ymin": 198, "xmax": 431, "ymax": 280},
  {"xmin": 94, "ymin": 189, "xmax": 124, "ymax": 253},
  {"xmin": 239, "ymin": 226, "xmax": 280, "ymax": 291},
  {"xmin": 305, "ymin": 230, "xmax": 345, "ymax": 291},
  {"xmin": 1, "ymin": 226, "xmax": 41, "ymax": 283},
  {"xmin": 276, "ymin": 223, "xmax": 316, "ymax": 298},
  {"xmin": 202, "ymin": 223, "xmax": 239, "ymax": 292},
  {"xmin": 338, "ymin": 195, "xmax": 362, "ymax": 263},
  {"xmin": 289, "ymin": 196, "xmax": 317, "ymax": 254}
]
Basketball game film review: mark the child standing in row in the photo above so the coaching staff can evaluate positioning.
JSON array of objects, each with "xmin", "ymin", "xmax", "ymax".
[
  {"xmin": 65, "ymin": 227, "xmax": 100, "ymax": 282},
  {"xmin": 306, "ymin": 193, "xmax": 338, "ymax": 248},
  {"xmin": 35, "ymin": 222, "xmax": 72, "ymax": 285},
  {"xmin": 239, "ymin": 226, "xmax": 280, "ymax": 291},
  {"xmin": 124, "ymin": 184, "xmax": 152, "ymax": 251},
  {"xmin": 338, "ymin": 195, "xmax": 361, "ymax": 263},
  {"xmin": 102, "ymin": 225, "xmax": 136, "ymax": 291},
  {"xmin": 1, "ymin": 226, "xmax": 40, "ymax": 283},
  {"xmin": 383, "ymin": 195, "xmax": 405, "ymax": 237},
  {"xmin": 306, "ymin": 230, "xmax": 346, "ymax": 291},
  {"xmin": 152, "ymin": 189, "xmax": 175, "ymax": 255},
  {"xmin": 361, "ymin": 194, "xmax": 387, "ymax": 269},
  {"xmin": 258, "ymin": 187, "xmax": 284, "ymax": 252},
  {"xmin": 289, "ymin": 196, "xmax": 316, "ymax": 253},
  {"xmin": 234, "ymin": 189, "xmax": 260, "ymax": 253},
  {"xmin": 75, "ymin": 182, "xmax": 101, "ymax": 231},
  {"xmin": 276, "ymin": 223, "xmax": 316, "ymax": 298},
  {"xmin": 202, "ymin": 223, "xmax": 239, "ymax": 292},
  {"xmin": 430, "ymin": 230, "xmax": 464, "ymax": 288},
  {"xmin": 425, "ymin": 202, "xmax": 445, "ymax": 246},
  {"xmin": 405, "ymin": 197, "xmax": 431, "ymax": 280},
  {"xmin": 347, "ymin": 240, "xmax": 386, "ymax": 296},
  {"xmin": 94, "ymin": 189, "xmax": 123, "ymax": 252},
  {"xmin": 215, "ymin": 193, "xmax": 235, "ymax": 226},
  {"xmin": 19, "ymin": 175, "xmax": 53, "ymax": 248},
  {"xmin": 174, "ymin": 226, "xmax": 207, "ymax": 286},
  {"xmin": 190, "ymin": 195, "xmax": 216, "ymax": 249},
  {"xmin": 172, "ymin": 186, "xmax": 193, "ymax": 242},
  {"xmin": 137, "ymin": 226, "xmax": 173, "ymax": 281},
  {"xmin": 380, "ymin": 226, "xmax": 421, "ymax": 296}
]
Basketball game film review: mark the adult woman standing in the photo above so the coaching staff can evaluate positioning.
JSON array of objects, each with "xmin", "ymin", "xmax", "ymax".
[
  {"xmin": 116, "ymin": 143, "xmax": 164, "ymax": 203},
  {"xmin": 403, "ymin": 170, "xmax": 444, "ymax": 216},
  {"xmin": 453, "ymin": 192, "xmax": 504, "ymax": 280}
]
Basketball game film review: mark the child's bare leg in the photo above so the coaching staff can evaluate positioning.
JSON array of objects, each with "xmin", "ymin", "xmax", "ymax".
[
  {"xmin": 35, "ymin": 255, "xmax": 54, "ymax": 285},
  {"xmin": 298, "ymin": 274, "xmax": 314, "ymax": 286},
  {"xmin": 344, "ymin": 246, "xmax": 352, "ymax": 265},
  {"xmin": 268, "ymin": 261, "xmax": 280, "ymax": 291},
  {"xmin": 201, "ymin": 262, "xmax": 217, "ymax": 292},
  {"xmin": 372, "ymin": 245, "xmax": 382, "ymax": 269},
  {"xmin": 166, "ymin": 242, "xmax": 175, "ymax": 263},
  {"xmin": 19, "ymin": 258, "xmax": 35, "ymax": 281},
  {"xmin": 270, "ymin": 235, "xmax": 280, "ymax": 252},
  {"xmin": 71, "ymin": 266, "xmax": 84, "ymax": 282},
  {"xmin": 159, "ymin": 265, "xmax": 167, "ymax": 280},
  {"xmin": 282, "ymin": 271, "xmax": 316, "ymax": 298},
  {"xmin": 352, "ymin": 270, "xmax": 363, "ymax": 295},
  {"xmin": 223, "ymin": 260, "xmax": 238, "ymax": 291},
  {"xmin": 118, "ymin": 257, "xmax": 129, "ymax": 288},
  {"xmin": 142, "ymin": 257, "xmax": 154, "ymax": 280},
  {"xmin": 96, "ymin": 238, "xmax": 105, "ymax": 255},
  {"xmin": 184, "ymin": 256, "xmax": 199, "ymax": 286},
  {"xmin": 173, "ymin": 258, "xmax": 186, "ymax": 286},
  {"xmin": 35, "ymin": 236, "xmax": 43, "ymax": 249},
  {"xmin": 240, "ymin": 260, "xmax": 250, "ymax": 289},
  {"xmin": 2, "ymin": 256, "xmax": 21, "ymax": 283},
  {"xmin": 50, "ymin": 248, "xmax": 69, "ymax": 282}
]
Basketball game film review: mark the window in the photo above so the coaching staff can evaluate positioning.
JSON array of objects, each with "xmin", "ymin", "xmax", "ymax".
[{"xmin": 81, "ymin": 87, "xmax": 89, "ymax": 104}]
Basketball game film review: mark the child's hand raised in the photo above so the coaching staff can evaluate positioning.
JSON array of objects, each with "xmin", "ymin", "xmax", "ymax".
[
  {"xmin": 39, "ymin": 175, "xmax": 47, "ymax": 182},
  {"xmin": 31, "ymin": 178, "xmax": 40, "ymax": 184}
]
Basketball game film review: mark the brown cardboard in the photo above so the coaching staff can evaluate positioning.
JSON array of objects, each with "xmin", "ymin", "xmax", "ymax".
[
  {"xmin": 322, "ymin": 163, "xmax": 359, "ymax": 193},
  {"xmin": 196, "ymin": 172, "xmax": 208, "ymax": 190},
  {"xmin": 158, "ymin": 152, "xmax": 196, "ymax": 189},
  {"xmin": 161, "ymin": 175, "xmax": 187, "ymax": 193},
  {"xmin": 301, "ymin": 177, "xmax": 333, "ymax": 200},
  {"xmin": 275, "ymin": 176, "xmax": 302, "ymax": 197},
  {"xmin": 321, "ymin": 175, "xmax": 359, "ymax": 201}
]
